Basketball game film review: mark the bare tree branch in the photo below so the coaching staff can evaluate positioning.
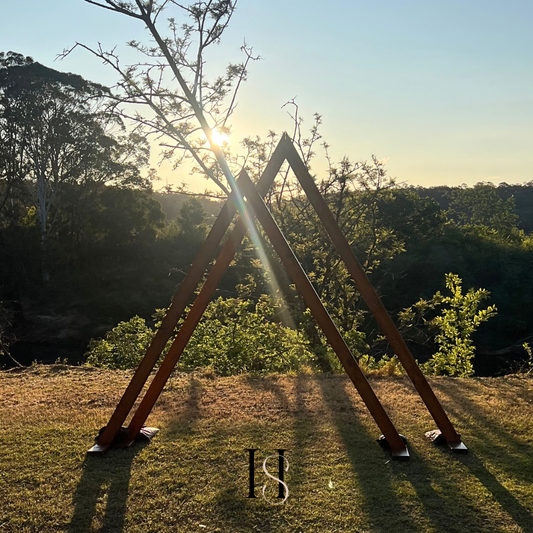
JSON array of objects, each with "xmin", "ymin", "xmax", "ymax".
[
  {"xmin": 75, "ymin": 1, "xmax": 250, "ymax": 197},
  {"xmin": 83, "ymin": 0, "xmax": 143, "ymax": 18}
]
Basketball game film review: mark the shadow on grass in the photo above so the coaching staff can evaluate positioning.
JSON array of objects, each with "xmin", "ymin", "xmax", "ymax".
[
  {"xmin": 204, "ymin": 375, "xmax": 318, "ymax": 532},
  {"xmin": 68, "ymin": 376, "xmax": 205, "ymax": 532},
  {"xmin": 243, "ymin": 374, "xmax": 318, "ymax": 494},
  {"xmin": 169, "ymin": 375, "xmax": 204, "ymax": 425},
  {"xmin": 455, "ymin": 451, "xmax": 533, "ymax": 532},
  {"xmin": 214, "ymin": 376, "xmax": 296, "ymax": 531},
  {"xmin": 317, "ymin": 375, "xmax": 413, "ymax": 532},
  {"xmin": 401, "ymin": 446, "xmax": 485, "ymax": 533},
  {"xmin": 316, "ymin": 375, "xmax": 486, "ymax": 533},
  {"xmin": 430, "ymin": 380, "xmax": 533, "ymax": 531},
  {"xmin": 68, "ymin": 443, "xmax": 147, "ymax": 532},
  {"xmin": 441, "ymin": 378, "xmax": 533, "ymax": 475},
  {"xmin": 206, "ymin": 374, "xmax": 487, "ymax": 532},
  {"xmin": 377, "ymin": 376, "xmax": 533, "ymax": 531}
]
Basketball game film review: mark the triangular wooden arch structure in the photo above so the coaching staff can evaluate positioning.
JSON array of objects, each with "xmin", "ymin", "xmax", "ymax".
[{"xmin": 89, "ymin": 133, "xmax": 467, "ymax": 458}]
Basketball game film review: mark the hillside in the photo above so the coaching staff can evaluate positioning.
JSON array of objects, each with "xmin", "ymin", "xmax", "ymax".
[
  {"xmin": 153, "ymin": 192, "xmax": 222, "ymax": 222},
  {"xmin": 0, "ymin": 366, "xmax": 532, "ymax": 532}
]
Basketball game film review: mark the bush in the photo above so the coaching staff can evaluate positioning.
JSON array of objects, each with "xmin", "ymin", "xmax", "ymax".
[
  {"xmin": 0, "ymin": 302, "xmax": 22, "ymax": 368},
  {"xmin": 358, "ymin": 354, "xmax": 405, "ymax": 377},
  {"xmin": 85, "ymin": 295, "xmax": 315, "ymax": 375},
  {"xmin": 400, "ymin": 273, "xmax": 497, "ymax": 377},
  {"xmin": 180, "ymin": 296, "xmax": 314, "ymax": 375},
  {"xmin": 86, "ymin": 316, "xmax": 154, "ymax": 369},
  {"xmin": 0, "ymin": 303, "xmax": 9, "ymax": 360}
]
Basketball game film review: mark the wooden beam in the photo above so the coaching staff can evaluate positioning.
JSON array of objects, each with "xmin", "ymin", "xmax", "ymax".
[
  {"xmin": 282, "ymin": 133, "xmax": 464, "ymax": 449},
  {"xmin": 120, "ymin": 157, "xmax": 288, "ymax": 443},
  {"xmin": 239, "ymin": 171, "xmax": 409, "ymax": 457},
  {"xmin": 92, "ymin": 137, "xmax": 288, "ymax": 451}
]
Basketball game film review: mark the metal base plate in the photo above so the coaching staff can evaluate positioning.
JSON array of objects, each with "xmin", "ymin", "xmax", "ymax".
[
  {"xmin": 87, "ymin": 443, "xmax": 112, "ymax": 455},
  {"xmin": 391, "ymin": 447, "xmax": 410, "ymax": 461},
  {"xmin": 87, "ymin": 426, "xmax": 160, "ymax": 455},
  {"xmin": 118, "ymin": 427, "xmax": 160, "ymax": 448},
  {"xmin": 425, "ymin": 429, "xmax": 468, "ymax": 453},
  {"xmin": 447, "ymin": 440, "xmax": 468, "ymax": 453},
  {"xmin": 377, "ymin": 434, "xmax": 410, "ymax": 460},
  {"xmin": 139, "ymin": 426, "xmax": 159, "ymax": 439}
]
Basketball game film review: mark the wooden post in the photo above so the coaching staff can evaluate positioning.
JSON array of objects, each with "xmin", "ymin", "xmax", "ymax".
[
  {"xmin": 239, "ymin": 171, "xmax": 409, "ymax": 457},
  {"xmin": 282, "ymin": 134, "xmax": 465, "ymax": 450},
  {"xmin": 126, "ymin": 214, "xmax": 247, "ymax": 439},
  {"xmin": 90, "ymin": 199, "xmax": 236, "ymax": 452},
  {"xmin": 89, "ymin": 145, "xmax": 288, "ymax": 453},
  {"xmin": 90, "ymin": 142, "xmax": 287, "ymax": 452}
]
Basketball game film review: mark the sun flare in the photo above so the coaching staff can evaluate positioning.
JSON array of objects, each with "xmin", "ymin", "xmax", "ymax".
[{"xmin": 210, "ymin": 129, "xmax": 230, "ymax": 147}]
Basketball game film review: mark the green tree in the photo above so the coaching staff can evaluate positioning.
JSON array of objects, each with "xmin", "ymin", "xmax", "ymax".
[
  {"xmin": 86, "ymin": 315, "xmax": 154, "ymax": 370},
  {"xmin": 177, "ymin": 197, "xmax": 207, "ymax": 239},
  {"xmin": 448, "ymin": 182, "xmax": 518, "ymax": 234},
  {"xmin": 89, "ymin": 187, "xmax": 165, "ymax": 247},
  {"xmin": 0, "ymin": 52, "xmax": 33, "ymax": 217},
  {"xmin": 72, "ymin": 0, "xmax": 257, "ymax": 196},
  {"xmin": 179, "ymin": 295, "xmax": 314, "ymax": 375},
  {"xmin": 0, "ymin": 52, "xmax": 150, "ymax": 281},
  {"xmin": 376, "ymin": 188, "xmax": 446, "ymax": 244},
  {"xmin": 270, "ymin": 153, "xmax": 406, "ymax": 352}
]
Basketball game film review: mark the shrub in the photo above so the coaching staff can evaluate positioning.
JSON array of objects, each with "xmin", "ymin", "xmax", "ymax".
[
  {"xmin": 358, "ymin": 354, "xmax": 405, "ymax": 377},
  {"xmin": 86, "ymin": 316, "xmax": 154, "ymax": 369},
  {"xmin": 400, "ymin": 273, "xmax": 497, "ymax": 377},
  {"xmin": 180, "ymin": 295, "xmax": 314, "ymax": 375},
  {"xmin": 86, "ymin": 295, "xmax": 314, "ymax": 375}
]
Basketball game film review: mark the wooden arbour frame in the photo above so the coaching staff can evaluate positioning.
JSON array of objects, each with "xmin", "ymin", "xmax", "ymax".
[{"xmin": 89, "ymin": 133, "xmax": 467, "ymax": 458}]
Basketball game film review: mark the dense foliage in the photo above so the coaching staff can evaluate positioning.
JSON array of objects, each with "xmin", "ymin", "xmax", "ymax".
[
  {"xmin": 2, "ymin": 54, "xmax": 532, "ymax": 376},
  {"xmin": 400, "ymin": 273, "xmax": 497, "ymax": 377},
  {"xmin": 86, "ymin": 296, "xmax": 314, "ymax": 375}
]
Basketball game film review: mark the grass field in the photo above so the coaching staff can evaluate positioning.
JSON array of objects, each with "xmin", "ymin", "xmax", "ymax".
[{"xmin": 0, "ymin": 365, "xmax": 532, "ymax": 532}]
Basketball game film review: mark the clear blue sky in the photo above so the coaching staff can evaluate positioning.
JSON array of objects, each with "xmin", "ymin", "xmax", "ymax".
[{"xmin": 2, "ymin": 0, "xmax": 533, "ymax": 190}]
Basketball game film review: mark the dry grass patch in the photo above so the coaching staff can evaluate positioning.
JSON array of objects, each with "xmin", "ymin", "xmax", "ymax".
[{"xmin": 0, "ymin": 365, "xmax": 532, "ymax": 532}]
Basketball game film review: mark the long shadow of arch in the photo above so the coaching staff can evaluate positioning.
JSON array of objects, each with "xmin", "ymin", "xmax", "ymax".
[
  {"xmin": 454, "ymin": 451, "xmax": 533, "ymax": 531},
  {"xmin": 402, "ymin": 446, "xmax": 491, "ymax": 533},
  {"xmin": 68, "ymin": 375, "xmax": 204, "ymax": 533},
  {"xmin": 241, "ymin": 374, "xmax": 319, "ymax": 496},
  {"xmin": 205, "ymin": 375, "xmax": 314, "ymax": 531},
  {"xmin": 386, "ymin": 377, "xmax": 533, "ymax": 531},
  {"xmin": 316, "ymin": 374, "xmax": 413, "ymax": 532},
  {"xmin": 316, "ymin": 375, "xmax": 487, "ymax": 533},
  {"xmin": 165, "ymin": 375, "xmax": 204, "ymax": 429},
  {"xmin": 426, "ymin": 379, "xmax": 533, "ymax": 531},
  {"xmin": 229, "ymin": 374, "xmax": 468, "ymax": 532},
  {"xmin": 436, "ymin": 379, "xmax": 533, "ymax": 482},
  {"xmin": 68, "ymin": 443, "xmax": 147, "ymax": 533},
  {"xmin": 159, "ymin": 375, "xmax": 276, "ymax": 530}
]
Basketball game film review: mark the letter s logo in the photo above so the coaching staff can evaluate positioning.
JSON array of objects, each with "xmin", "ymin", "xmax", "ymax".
[{"xmin": 261, "ymin": 453, "xmax": 289, "ymax": 504}]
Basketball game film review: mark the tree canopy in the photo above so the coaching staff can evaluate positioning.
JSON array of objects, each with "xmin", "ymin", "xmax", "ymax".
[{"xmin": 0, "ymin": 51, "xmax": 155, "ymax": 281}]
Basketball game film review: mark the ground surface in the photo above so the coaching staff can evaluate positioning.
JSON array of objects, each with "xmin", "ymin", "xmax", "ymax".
[{"xmin": 0, "ymin": 365, "xmax": 532, "ymax": 533}]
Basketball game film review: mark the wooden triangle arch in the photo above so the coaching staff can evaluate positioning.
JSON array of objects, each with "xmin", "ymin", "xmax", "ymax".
[{"xmin": 89, "ymin": 133, "xmax": 467, "ymax": 458}]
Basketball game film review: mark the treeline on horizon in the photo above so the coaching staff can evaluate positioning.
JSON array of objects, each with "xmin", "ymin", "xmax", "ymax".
[
  {"xmin": 3, "ymin": 180, "xmax": 533, "ymax": 359},
  {"xmin": 1, "ymin": 51, "xmax": 533, "ymax": 374}
]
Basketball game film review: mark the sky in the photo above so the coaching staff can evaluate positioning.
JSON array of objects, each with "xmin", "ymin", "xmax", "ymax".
[{"xmin": 2, "ymin": 0, "xmax": 533, "ymax": 192}]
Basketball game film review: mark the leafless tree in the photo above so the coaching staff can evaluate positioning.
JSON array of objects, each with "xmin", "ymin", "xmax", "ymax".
[{"xmin": 65, "ymin": 1, "xmax": 259, "ymax": 198}]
